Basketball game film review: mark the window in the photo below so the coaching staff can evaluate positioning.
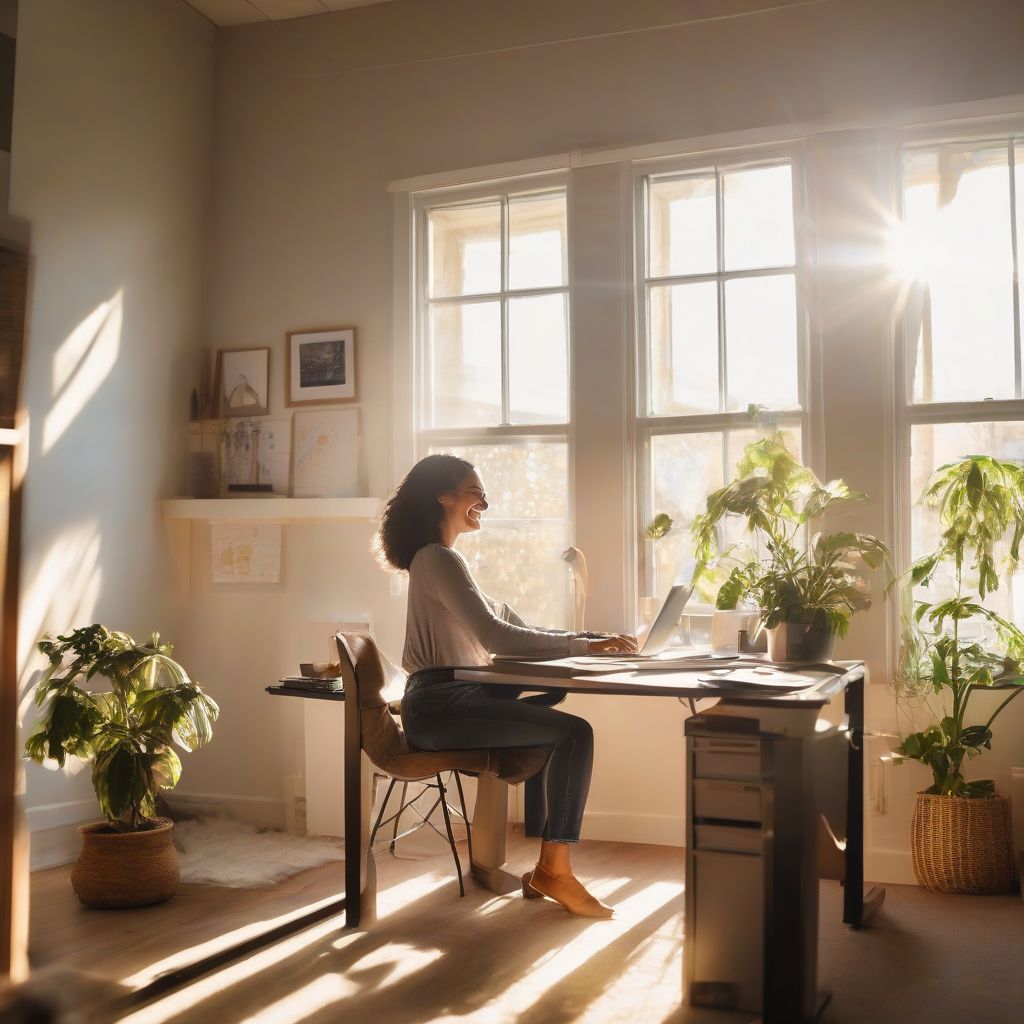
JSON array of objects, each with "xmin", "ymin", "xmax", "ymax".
[
  {"xmin": 415, "ymin": 182, "xmax": 571, "ymax": 626},
  {"xmin": 897, "ymin": 136, "xmax": 1024, "ymax": 622},
  {"xmin": 636, "ymin": 157, "xmax": 807, "ymax": 612}
]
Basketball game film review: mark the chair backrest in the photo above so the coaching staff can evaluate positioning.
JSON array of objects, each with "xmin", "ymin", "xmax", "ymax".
[{"xmin": 336, "ymin": 631, "xmax": 493, "ymax": 780}]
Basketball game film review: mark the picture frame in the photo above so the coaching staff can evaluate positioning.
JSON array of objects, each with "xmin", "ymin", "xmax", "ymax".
[
  {"xmin": 286, "ymin": 327, "xmax": 356, "ymax": 406},
  {"xmin": 216, "ymin": 347, "xmax": 270, "ymax": 418}
]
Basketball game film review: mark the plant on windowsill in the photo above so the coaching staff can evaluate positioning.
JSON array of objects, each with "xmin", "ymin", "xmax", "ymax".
[
  {"xmin": 891, "ymin": 455, "xmax": 1024, "ymax": 894},
  {"xmin": 24, "ymin": 624, "xmax": 219, "ymax": 908},
  {"xmin": 692, "ymin": 430, "xmax": 893, "ymax": 662}
]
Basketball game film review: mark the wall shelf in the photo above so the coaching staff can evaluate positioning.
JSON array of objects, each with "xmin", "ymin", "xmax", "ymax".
[{"xmin": 161, "ymin": 497, "xmax": 382, "ymax": 522}]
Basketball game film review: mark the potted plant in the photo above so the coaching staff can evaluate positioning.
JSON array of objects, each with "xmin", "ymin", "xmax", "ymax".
[
  {"xmin": 24, "ymin": 624, "xmax": 219, "ymax": 908},
  {"xmin": 692, "ymin": 431, "xmax": 893, "ymax": 662},
  {"xmin": 892, "ymin": 455, "xmax": 1024, "ymax": 894}
]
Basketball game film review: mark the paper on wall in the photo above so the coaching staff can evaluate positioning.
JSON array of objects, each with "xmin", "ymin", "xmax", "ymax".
[
  {"xmin": 212, "ymin": 523, "xmax": 282, "ymax": 584},
  {"xmin": 292, "ymin": 409, "xmax": 359, "ymax": 497}
]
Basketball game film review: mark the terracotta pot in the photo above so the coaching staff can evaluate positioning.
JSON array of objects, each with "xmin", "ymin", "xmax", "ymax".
[
  {"xmin": 911, "ymin": 793, "xmax": 1015, "ymax": 895},
  {"xmin": 71, "ymin": 817, "xmax": 179, "ymax": 909},
  {"xmin": 766, "ymin": 621, "xmax": 836, "ymax": 663}
]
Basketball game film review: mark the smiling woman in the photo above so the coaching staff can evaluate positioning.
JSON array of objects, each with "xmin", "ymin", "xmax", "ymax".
[{"xmin": 375, "ymin": 454, "xmax": 636, "ymax": 919}]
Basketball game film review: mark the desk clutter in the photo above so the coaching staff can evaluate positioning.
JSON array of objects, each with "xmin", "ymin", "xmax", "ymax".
[{"xmin": 280, "ymin": 662, "xmax": 344, "ymax": 693}]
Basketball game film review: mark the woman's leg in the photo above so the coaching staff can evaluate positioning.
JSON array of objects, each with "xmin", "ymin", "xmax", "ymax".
[
  {"xmin": 403, "ymin": 680, "xmax": 593, "ymax": 843},
  {"xmin": 403, "ymin": 679, "xmax": 612, "ymax": 918}
]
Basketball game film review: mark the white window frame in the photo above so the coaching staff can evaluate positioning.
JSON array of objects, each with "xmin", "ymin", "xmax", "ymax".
[
  {"xmin": 631, "ymin": 144, "xmax": 815, "ymax": 599},
  {"xmin": 892, "ymin": 120, "xmax": 1024, "ymax": 580},
  {"xmin": 409, "ymin": 172, "xmax": 576, "ymax": 622}
]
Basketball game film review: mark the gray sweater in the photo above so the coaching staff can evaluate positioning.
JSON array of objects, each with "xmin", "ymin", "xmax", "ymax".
[{"xmin": 402, "ymin": 543, "xmax": 590, "ymax": 674}]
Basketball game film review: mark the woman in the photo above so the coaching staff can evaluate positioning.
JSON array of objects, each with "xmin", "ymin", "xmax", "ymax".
[{"xmin": 377, "ymin": 454, "xmax": 636, "ymax": 919}]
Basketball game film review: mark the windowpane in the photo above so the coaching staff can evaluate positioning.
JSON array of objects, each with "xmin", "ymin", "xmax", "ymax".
[
  {"xmin": 1017, "ymin": 141, "xmax": 1023, "ymax": 345},
  {"xmin": 430, "ymin": 442, "xmax": 569, "ymax": 627},
  {"xmin": 910, "ymin": 421, "xmax": 1024, "ymax": 627},
  {"xmin": 429, "ymin": 202, "xmax": 501, "ymax": 298},
  {"xmin": 649, "ymin": 426, "xmax": 802, "ymax": 600},
  {"xmin": 648, "ymin": 174, "xmax": 717, "ymax": 278},
  {"xmin": 725, "ymin": 275, "xmax": 799, "ymax": 411},
  {"xmin": 648, "ymin": 281, "xmax": 719, "ymax": 415},
  {"xmin": 429, "ymin": 301, "xmax": 500, "ymax": 427},
  {"xmin": 723, "ymin": 164, "xmax": 795, "ymax": 271},
  {"xmin": 508, "ymin": 293, "xmax": 568, "ymax": 424},
  {"xmin": 508, "ymin": 192, "xmax": 567, "ymax": 290},
  {"xmin": 898, "ymin": 144, "xmax": 1015, "ymax": 402}
]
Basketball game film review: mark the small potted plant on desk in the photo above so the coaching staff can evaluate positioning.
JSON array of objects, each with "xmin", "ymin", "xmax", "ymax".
[
  {"xmin": 24, "ymin": 624, "xmax": 219, "ymax": 908},
  {"xmin": 692, "ymin": 430, "xmax": 893, "ymax": 662},
  {"xmin": 892, "ymin": 455, "xmax": 1024, "ymax": 894}
]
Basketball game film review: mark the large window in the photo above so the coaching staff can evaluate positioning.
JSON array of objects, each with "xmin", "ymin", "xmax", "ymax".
[
  {"xmin": 897, "ymin": 136, "xmax": 1024, "ymax": 622},
  {"xmin": 636, "ymin": 156, "xmax": 807, "ymax": 612},
  {"xmin": 415, "ymin": 182, "xmax": 571, "ymax": 626}
]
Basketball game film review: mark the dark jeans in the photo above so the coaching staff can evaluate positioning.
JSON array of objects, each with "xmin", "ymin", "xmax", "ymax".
[{"xmin": 402, "ymin": 669, "xmax": 594, "ymax": 844}]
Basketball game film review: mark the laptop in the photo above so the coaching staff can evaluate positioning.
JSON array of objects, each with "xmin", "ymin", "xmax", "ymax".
[{"xmin": 576, "ymin": 561, "xmax": 732, "ymax": 666}]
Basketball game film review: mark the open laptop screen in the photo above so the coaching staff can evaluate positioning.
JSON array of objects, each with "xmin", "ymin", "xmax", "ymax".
[{"xmin": 638, "ymin": 561, "xmax": 698, "ymax": 656}]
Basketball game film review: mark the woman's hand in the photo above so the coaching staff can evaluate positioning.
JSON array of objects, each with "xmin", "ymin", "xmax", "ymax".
[{"xmin": 588, "ymin": 634, "xmax": 639, "ymax": 654}]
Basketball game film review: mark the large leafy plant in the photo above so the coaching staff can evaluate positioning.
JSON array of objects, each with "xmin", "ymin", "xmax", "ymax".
[
  {"xmin": 894, "ymin": 456, "xmax": 1024, "ymax": 798},
  {"xmin": 24, "ymin": 624, "xmax": 219, "ymax": 831},
  {"xmin": 693, "ymin": 431, "xmax": 892, "ymax": 637}
]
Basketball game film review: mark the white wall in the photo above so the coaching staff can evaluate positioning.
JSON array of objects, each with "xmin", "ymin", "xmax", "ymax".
[
  {"xmin": 189, "ymin": 0, "xmax": 1024, "ymax": 871},
  {"xmin": 10, "ymin": 0, "xmax": 215, "ymax": 866}
]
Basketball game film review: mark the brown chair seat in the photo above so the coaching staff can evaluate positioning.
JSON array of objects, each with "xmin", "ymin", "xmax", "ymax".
[{"xmin": 336, "ymin": 632, "xmax": 548, "ymax": 896}]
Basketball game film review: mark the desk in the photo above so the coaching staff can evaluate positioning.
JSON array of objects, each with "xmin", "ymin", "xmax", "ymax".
[{"xmin": 340, "ymin": 659, "xmax": 883, "ymax": 1020}]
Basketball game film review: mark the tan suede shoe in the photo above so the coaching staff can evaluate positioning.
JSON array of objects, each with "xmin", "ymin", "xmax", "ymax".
[
  {"xmin": 521, "ymin": 870, "xmax": 544, "ymax": 899},
  {"xmin": 527, "ymin": 864, "xmax": 614, "ymax": 919}
]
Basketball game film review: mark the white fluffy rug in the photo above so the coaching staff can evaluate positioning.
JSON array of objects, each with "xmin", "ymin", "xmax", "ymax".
[{"xmin": 174, "ymin": 818, "xmax": 343, "ymax": 888}]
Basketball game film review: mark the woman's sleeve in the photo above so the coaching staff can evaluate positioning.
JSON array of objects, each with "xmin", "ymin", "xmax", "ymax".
[{"xmin": 426, "ymin": 547, "xmax": 590, "ymax": 658}]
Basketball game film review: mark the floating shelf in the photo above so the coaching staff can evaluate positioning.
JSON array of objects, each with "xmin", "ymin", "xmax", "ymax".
[{"xmin": 161, "ymin": 497, "xmax": 382, "ymax": 522}]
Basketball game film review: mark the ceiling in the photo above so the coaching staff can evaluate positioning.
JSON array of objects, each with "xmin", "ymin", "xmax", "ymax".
[{"xmin": 182, "ymin": 0, "xmax": 394, "ymax": 28}]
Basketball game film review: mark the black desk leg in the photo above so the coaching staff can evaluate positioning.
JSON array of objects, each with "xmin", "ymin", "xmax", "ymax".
[
  {"xmin": 344, "ymin": 695, "xmax": 361, "ymax": 929},
  {"xmin": 843, "ymin": 671, "xmax": 885, "ymax": 927}
]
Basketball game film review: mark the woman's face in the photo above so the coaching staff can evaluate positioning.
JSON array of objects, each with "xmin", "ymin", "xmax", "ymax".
[{"xmin": 439, "ymin": 470, "xmax": 488, "ymax": 545}]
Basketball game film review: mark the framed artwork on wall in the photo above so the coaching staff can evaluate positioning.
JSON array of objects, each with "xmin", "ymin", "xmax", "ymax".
[
  {"xmin": 286, "ymin": 327, "xmax": 356, "ymax": 406},
  {"xmin": 216, "ymin": 347, "xmax": 270, "ymax": 418}
]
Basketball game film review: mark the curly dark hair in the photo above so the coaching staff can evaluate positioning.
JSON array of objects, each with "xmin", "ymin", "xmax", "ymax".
[{"xmin": 376, "ymin": 454, "xmax": 475, "ymax": 571}]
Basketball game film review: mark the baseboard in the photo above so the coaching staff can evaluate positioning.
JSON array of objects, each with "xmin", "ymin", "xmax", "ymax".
[
  {"xmin": 581, "ymin": 811, "xmax": 685, "ymax": 848},
  {"xmin": 25, "ymin": 799, "xmax": 100, "ymax": 871},
  {"xmin": 168, "ymin": 791, "xmax": 286, "ymax": 830},
  {"xmin": 865, "ymin": 847, "xmax": 916, "ymax": 885}
]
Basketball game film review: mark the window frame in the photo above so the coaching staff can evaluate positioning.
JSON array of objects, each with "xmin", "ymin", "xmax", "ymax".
[
  {"xmin": 410, "ymin": 172, "xmax": 576, "ymax": 625},
  {"xmin": 892, "ymin": 121, "xmax": 1024, "ymax": 582},
  {"xmin": 631, "ymin": 144, "xmax": 815, "ymax": 600}
]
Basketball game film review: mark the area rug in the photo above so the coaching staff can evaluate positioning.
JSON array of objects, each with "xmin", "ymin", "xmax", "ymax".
[{"xmin": 173, "ymin": 818, "xmax": 342, "ymax": 888}]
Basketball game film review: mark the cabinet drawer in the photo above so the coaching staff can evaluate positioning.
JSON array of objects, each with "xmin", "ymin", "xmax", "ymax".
[
  {"xmin": 693, "ymin": 778, "xmax": 763, "ymax": 823},
  {"xmin": 694, "ymin": 739, "xmax": 763, "ymax": 781},
  {"xmin": 695, "ymin": 823, "xmax": 762, "ymax": 854}
]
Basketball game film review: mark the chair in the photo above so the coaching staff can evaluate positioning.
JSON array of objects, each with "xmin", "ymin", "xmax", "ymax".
[{"xmin": 335, "ymin": 632, "xmax": 549, "ymax": 897}]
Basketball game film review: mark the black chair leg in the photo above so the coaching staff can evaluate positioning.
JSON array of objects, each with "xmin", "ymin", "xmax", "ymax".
[
  {"xmin": 390, "ymin": 781, "xmax": 409, "ymax": 854},
  {"xmin": 369, "ymin": 777, "xmax": 397, "ymax": 848},
  {"xmin": 453, "ymin": 771, "xmax": 473, "ymax": 868},
  {"xmin": 436, "ymin": 772, "xmax": 465, "ymax": 897}
]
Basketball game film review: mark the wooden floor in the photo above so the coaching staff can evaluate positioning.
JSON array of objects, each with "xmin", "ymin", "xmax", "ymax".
[{"xmin": 26, "ymin": 833, "xmax": 1024, "ymax": 1024}]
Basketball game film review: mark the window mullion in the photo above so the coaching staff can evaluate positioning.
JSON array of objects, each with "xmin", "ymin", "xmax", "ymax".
[
  {"xmin": 715, "ymin": 166, "xmax": 728, "ymax": 423},
  {"xmin": 500, "ymin": 197, "xmax": 510, "ymax": 426},
  {"xmin": 1009, "ymin": 140, "xmax": 1022, "ymax": 400}
]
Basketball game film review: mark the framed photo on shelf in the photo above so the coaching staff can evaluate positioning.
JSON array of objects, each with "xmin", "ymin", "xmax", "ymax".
[
  {"xmin": 286, "ymin": 327, "xmax": 356, "ymax": 406},
  {"xmin": 216, "ymin": 347, "xmax": 270, "ymax": 418}
]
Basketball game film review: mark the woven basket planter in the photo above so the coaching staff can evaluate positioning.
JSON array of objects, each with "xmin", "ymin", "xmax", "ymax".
[
  {"xmin": 911, "ymin": 793, "xmax": 1015, "ymax": 895},
  {"xmin": 71, "ymin": 817, "xmax": 179, "ymax": 909}
]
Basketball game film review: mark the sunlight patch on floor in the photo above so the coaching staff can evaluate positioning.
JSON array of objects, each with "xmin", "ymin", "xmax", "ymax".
[
  {"xmin": 238, "ymin": 973, "xmax": 355, "ymax": 1024},
  {"xmin": 484, "ymin": 879, "xmax": 683, "ymax": 1022},
  {"xmin": 118, "ymin": 914, "xmax": 343, "ymax": 1023}
]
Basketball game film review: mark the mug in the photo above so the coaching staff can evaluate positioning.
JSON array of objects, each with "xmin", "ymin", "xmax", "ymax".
[{"xmin": 710, "ymin": 609, "xmax": 758, "ymax": 652}]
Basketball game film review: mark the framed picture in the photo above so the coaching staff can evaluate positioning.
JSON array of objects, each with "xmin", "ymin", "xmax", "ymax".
[
  {"xmin": 216, "ymin": 347, "xmax": 270, "ymax": 418},
  {"xmin": 286, "ymin": 327, "xmax": 356, "ymax": 406}
]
